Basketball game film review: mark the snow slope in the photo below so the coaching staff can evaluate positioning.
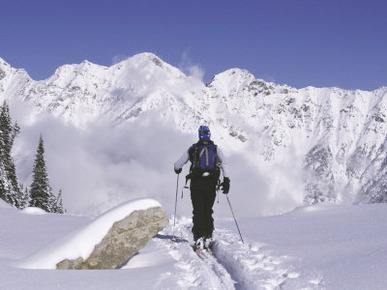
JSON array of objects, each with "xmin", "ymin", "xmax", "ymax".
[{"xmin": 1, "ymin": 197, "xmax": 387, "ymax": 289}]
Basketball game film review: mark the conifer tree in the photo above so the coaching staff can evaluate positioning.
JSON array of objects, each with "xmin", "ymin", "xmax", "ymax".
[
  {"xmin": 29, "ymin": 135, "xmax": 65, "ymax": 213},
  {"xmin": 0, "ymin": 101, "xmax": 23, "ymax": 208},
  {"xmin": 19, "ymin": 184, "xmax": 30, "ymax": 209},
  {"xmin": 29, "ymin": 134, "xmax": 53, "ymax": 212},
  {"xmin": 54, "ymin": 189, "xmax": 65, "ymax": 214}
]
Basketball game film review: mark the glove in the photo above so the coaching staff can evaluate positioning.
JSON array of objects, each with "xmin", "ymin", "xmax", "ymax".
[
  {"xmin": 174, "ymin": 167, "xmax": 182, "ymax": 174},
  {"xmin": 222, "ymin": 177, "xmax": 230, "ymax": 194}
]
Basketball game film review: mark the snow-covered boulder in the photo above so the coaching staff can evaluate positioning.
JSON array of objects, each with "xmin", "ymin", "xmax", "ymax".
[
  {"xmin": 17, "ymin": 199, "xmax": 168, "ymax": 270},
  {"xmin": 57, "ymin": 204, "xmax": 168, "ymax": 269}
]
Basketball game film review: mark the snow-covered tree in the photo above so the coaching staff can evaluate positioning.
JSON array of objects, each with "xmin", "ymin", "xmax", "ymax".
[
  {"xmin": 29, "ymin": 135, "xmax": 65, "ymax": 214},
  {"xmin": 53, "ymin": 189, "xmax": 65, "ymax": 214},
  {"xmin": 29, "ymin": 135, "xmax": 54, "ymax": 212},
  {"xmin": 0, "ymin": 101, "xmax": 23, "ymax": 208},
  {"xmin": 19, "ymin": 184, "xmax": 30, "ymax": 209}
]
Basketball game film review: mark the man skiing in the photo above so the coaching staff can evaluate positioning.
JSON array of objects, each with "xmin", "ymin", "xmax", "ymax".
[{"xmin": 174, "ymin": 125, "xmax": 230, "ymax": 251}]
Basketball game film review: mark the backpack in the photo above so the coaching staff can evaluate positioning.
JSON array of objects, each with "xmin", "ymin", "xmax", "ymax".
[{"xmin": 188, "ymin": 140, "xmax": 220, "ymax": 179}]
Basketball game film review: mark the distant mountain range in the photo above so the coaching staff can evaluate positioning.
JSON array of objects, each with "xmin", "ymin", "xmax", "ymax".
[{"xmin": 0, "ymin": 53, "xmax": 386, "ymax": 207}]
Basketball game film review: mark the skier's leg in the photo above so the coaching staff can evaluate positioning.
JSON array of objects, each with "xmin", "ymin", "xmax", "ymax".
[
  {"xmin": 190, "ymin": 179, "xmax": 206, "ymax": 241},
  {"xmin": 203, "ymin": 178, "xmax": 217, "ymax": 239}
]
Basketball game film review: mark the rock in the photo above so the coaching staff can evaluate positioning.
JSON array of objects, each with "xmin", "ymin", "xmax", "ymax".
[
  {"xmin": 56, "ymin": 257, "xmax": 84, "ymax": 270},
  {"xmin": 57, "ymin": 206, "xmax": 168, "ymax": 269}
]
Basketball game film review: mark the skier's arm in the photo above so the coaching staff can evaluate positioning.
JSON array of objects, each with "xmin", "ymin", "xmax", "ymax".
[
  {"xmin": 217, "ymin": 148, "xmax": 229, "ymax": 178},
  {"xmin": 174, "ymin": 150, "xmax": 189, "ymax": 173}
]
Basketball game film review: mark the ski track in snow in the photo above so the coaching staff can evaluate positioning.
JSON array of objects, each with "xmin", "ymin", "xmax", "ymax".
[
  {"xmin": 155, "ymin": 217, "xmax": 235, "ymax": 289},
  {"xmin": 156, "ymin": 217, "xmax": 326, "ymax": 290}
]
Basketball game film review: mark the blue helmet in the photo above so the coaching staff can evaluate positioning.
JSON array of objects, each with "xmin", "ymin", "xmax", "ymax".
[{"xmin": 198, "ymin": 125, "xmax": 211, "ymax": 140}]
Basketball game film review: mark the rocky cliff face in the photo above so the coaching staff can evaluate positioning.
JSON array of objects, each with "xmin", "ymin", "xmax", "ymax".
[{"xmin": 0, "ymin": 53, "xmax": 386, "ymax": 206}]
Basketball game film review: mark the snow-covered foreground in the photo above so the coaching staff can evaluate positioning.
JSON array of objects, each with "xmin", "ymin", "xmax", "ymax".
[{"xmin": 1, "ymin": 198, "xmax": 387, "ymax": 289}]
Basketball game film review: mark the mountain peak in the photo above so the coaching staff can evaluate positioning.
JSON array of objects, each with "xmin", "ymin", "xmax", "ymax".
[
  {"xmin": 0, "ymin": 57, "xmax": 11, "ymax": 68},
  {"xmin": 0, "ymin": 59, "xmax": 9, "ymax": 81},
  {"xmin": 109, "ymin": 52, "xmax": 186, "ymax": 82},
  {"xmin": 0, "ymin": 58, "xmax": 31, "ymax": 84},
  {"xmin": 112, "ymin": 52, "xmax": 165, "ymax": 69},
  {"xmin": 131, "ymin": 52, "xmax": 162, "ymax": 62},
  {"xmin": 207, "ymin": 68, "xmax": 255, "ymax": 87}
]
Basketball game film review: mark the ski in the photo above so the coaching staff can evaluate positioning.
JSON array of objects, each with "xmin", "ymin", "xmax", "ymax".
[
  {"xmin": 194, "ymin": 247, "xmax": 214, "ymax": 260},
  {"xmin": 192, "ymin": 239, "xmax": 215, "ymax": 260},
  {"xmin": 195, "ymin": 249, "xmax": 207, "ymax": 260},
  {"xmin": 205, "ymin": 247, "xmax": 213, "ymax": 256}
]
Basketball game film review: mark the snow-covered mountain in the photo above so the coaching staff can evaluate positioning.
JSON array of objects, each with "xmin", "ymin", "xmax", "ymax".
[{"xmin": 0, "ymin": 53, "xmax": 386, "ymax": 214}]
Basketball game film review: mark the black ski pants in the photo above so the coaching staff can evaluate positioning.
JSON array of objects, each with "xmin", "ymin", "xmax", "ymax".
[{"xmin": 190, "ymin": 177, "xmax": 217, "ymax": 241}]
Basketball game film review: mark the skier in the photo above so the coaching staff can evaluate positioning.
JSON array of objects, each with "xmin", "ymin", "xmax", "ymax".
[{"xmin": 174, "ymin": 125, "xmax": 230, "ymax": 251}]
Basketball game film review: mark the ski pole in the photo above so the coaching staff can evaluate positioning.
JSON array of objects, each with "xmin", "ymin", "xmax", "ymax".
[
  {"xmin": 226, "ymin": 195, "xmax": 244, "ymax": 244},
  {"xmin": 172, "ymin": 173, "xmax": 180, "ymax": 242},
  {"xmin": 216, "ymin": 179, "xmax": 221, "ymax": 204}
]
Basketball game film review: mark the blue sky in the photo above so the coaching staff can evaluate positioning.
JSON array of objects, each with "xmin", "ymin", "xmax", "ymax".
[{"xmin": 1, "ymin": 0, "xmax": 386, "ymax": 90}]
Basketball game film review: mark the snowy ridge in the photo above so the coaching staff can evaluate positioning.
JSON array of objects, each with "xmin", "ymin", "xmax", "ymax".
[{"xmin": 0, "ymin": 53, "xmax": 386, "ymax": 208}]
